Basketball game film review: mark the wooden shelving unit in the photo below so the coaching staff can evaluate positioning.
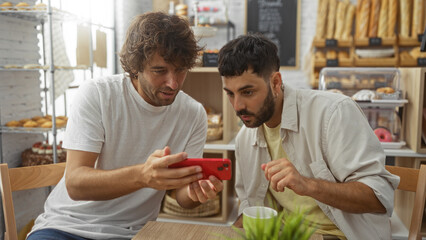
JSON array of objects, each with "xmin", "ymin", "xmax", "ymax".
[{"xmin": 400, "ymin": 67, "xmax": 426, "ymax": 154}]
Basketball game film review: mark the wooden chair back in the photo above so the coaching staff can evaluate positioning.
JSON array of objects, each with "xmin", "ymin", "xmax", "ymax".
[
  {"xmin": 386, "ymin": 164, "xmax": 426, "ymax": 240},
  {"xmin": 0, "ymin": 163, "xmax": 66, "ymax": 240}
]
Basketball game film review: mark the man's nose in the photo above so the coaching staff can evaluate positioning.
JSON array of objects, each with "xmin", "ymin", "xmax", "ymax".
[
  {"xmin": 233, "ymin": 95, "xmax": 245, "ymax": 112},
  {"xmin": 165, "ymin": 72, "xmax": 179, "ymax": 90}
]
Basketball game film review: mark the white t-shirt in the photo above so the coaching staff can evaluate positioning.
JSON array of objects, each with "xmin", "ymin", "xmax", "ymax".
[{"xmin": 30, "ymin": 74, "xmax": 208, "ymax": 239}]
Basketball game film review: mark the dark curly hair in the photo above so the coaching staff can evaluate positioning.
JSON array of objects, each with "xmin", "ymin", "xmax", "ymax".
[
  {"xmin": 119, "ymin": 12, "xmax": 203, "ymax": 79},
  {"xmin": 218, "ymin": 33, "xmax": 280, "ymax": 80}
]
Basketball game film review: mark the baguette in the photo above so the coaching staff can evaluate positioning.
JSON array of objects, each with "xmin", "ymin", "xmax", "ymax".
[
  {"xmin": 358, "ymin": 0, "xmax": 371, "ymax": 38},
  {"xmin": 378, "ymin": 0, "xmax": 389, "ymax": 38},
  {"xmin": 400, "ymin": 0, "xmax": 411, "ymax": 37},
  {"xmin": 315, "ymin": 0, "xmax": 329, "ymax": 39},
  {"xmin": 388, "ymin": 0, "xmax": 397, "ymax": 37},
  {"xmin": 343, "ymin": 4, "xmax": 356, "ymax": 39},
  {"xmin": 334, "ymin": 1, "xmax": 347, "ymax": 39},
  {"xmin": 412, "ymin": 0, "xmax": 425, "ymax": 36},
  {"xmin": 355, "ymin": 0, "xmax": 364, "ymax": 38},
  {"xmin": 326, "ymin": 0, "xmax": 338, "ymax": 38},
  {"xmin": 368, "ymin": 0, "xmax": 381, "ymax": 37}
]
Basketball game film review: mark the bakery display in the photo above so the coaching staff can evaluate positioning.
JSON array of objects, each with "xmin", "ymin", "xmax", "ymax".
[
  {"xmin": 3, "ymin": 115, "xmax": 68, "ymax": 129},
  {"xmin": 22, "ymin": 142, "xmax": 66, "ymax": 166},
  {"xmin": 319, "ymin": 67, "xmax": 405, "ymax": 148},
  {"xmin": 315, "ymin": 0, "xmax": 356, "ymax": 41}
]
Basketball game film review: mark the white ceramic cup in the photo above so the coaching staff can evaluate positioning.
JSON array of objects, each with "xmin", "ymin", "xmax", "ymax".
[{"xmin": 242, "ymin": 206, "xmax": 278, "ymax": 232}]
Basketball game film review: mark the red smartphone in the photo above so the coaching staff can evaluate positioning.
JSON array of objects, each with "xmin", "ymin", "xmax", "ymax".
[{"xmin": 169, "ymin": 158, "xmax": 232, "ymax": 180}]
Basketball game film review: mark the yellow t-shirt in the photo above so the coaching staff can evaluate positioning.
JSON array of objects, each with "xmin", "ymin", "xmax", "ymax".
[{"xmin": 263, "ymin": 124, "xmax": 346, "ymax": 239}]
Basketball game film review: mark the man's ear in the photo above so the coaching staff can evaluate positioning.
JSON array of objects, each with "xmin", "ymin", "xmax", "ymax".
[{"xmin": 269, "ymin": 71, "xmax": 282, "ymax": 93}]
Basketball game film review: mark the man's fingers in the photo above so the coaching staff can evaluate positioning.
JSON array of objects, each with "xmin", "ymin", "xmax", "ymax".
[
  {"xmin": 192, "ymin": 182, "xmax": 208, "ymax": 203},
  {"xmin": 208, "ymin": 176, "xmax": 223, "ymax": 192}
]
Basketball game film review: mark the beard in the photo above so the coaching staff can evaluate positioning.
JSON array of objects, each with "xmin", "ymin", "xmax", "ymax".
[{"xmin": 237, "ymin": 87, "xmax": 275, "ymax": 128}]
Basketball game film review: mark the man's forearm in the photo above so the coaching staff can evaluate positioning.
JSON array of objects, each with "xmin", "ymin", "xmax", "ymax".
[
  {"xmin": 306, "ymin": 178, "xmax": 386, "ymax": 213},
  {"xmin": 66, "ymin": 165, "xmax": 144, "ymax": 201}
]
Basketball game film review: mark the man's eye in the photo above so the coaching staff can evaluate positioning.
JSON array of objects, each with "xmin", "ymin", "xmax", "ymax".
[
  {"xmin": 226, "ymin": 92, "xmax": 234, "ymax": 97},
  {"xmin": 153, "ymin": 70, "xmax": 166, "ymax": 74},
  {"xmin": 242, "ymin": 90, "xmax": 253, "ymax": 96}
]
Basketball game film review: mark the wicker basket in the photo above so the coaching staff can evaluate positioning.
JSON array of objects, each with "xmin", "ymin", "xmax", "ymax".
[{"xmin": 162, "ymin": 191, "xmax": 220, "ymax": 217}]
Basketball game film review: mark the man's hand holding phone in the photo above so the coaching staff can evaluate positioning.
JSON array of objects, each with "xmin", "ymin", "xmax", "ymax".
[
  {"xmin": 170, "ymin": 158, "xmax": 231, "ymax": 204},
  {"xmin": 169, "ymin": 158, "xmax": 232, "ymax": 180}
]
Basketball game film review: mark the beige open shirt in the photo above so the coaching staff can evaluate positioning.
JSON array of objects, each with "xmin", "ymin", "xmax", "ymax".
[{"xmin": 234, "ymin": 84, "xmax": 400, "ymax": 240}]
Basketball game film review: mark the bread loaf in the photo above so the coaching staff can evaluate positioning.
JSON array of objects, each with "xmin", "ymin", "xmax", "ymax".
[
  {"xmin": 343, "ymin": 4, "xmax": 356, "ymax": 39},
  {"xmin": 359, "ymin": 0, "xmax": 371, "ymax": 38},
  {"xmin": 412, "ymin": 0, "xmax": 425, "ymax": 36},
  {"xmin": 338, "ymin": 50, "xmax": 350, "ymax": 59},
  {"xmin": 326, "ymin": 0, "xmax": 337, "ymax": 39},
  {"xmin": 315, "ymin": 0, "xmax": 329, "ymax": 39},
  {"xmin": 355, "ymin": 0, "xmax": 364, "ymax": 38},
  {"xmin": 378, "ymin": 0, "xmax": 389, "ymax": 37},
  {"xmin": 400, "ymin": 0, "xmax": 411, "ymax": 37},
  {"xmin": 388, "ymin": 0, "xmax": 397, "ymax": 37},
  {"xmin": 368, "ymin": 0, "xmax": 381, "ymax": 37},
  {"xmin": 326, "ymin": 50, "xmax": 337, "ymax": 59},
  {"xmin": 334, "ymin": 1, "xmax": 347, "ymax": 39}
]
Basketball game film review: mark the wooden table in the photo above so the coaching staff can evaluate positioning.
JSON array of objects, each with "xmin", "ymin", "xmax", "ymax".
[{"xmin": 133, "ymin": 221, "xmax": 324, "ymax": 240}]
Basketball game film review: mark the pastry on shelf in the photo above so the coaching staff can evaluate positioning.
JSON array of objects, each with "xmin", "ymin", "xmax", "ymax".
[
  {"xmin": 175, "ymin": 4, "xmax": 188, "ymax": 17},
  {"xmin": 5, "ymin": 120, "xmax": 20, "ymax": 127},
  {"xmin": 0, "ymin": 2, "xmax": 14, "ymax": 10},
  {"xmin": 23, "ymin": 120, "xmax": 38, "ymax": 128},
  {"xmin": 374, "ymin": 127, "xmax": 393, "ymax": 142},
  {"xmin": 33, "ymin": 3, "xmax": 46, "ymax": 11},
  {"xmin": 376, "ymin": 87, "xmax": 395, "ymax": 94},
  {"xmin": 376, "ymin": 87, "xmax": 399, "ymax": 100},
  {"xmin": 19, "ymin": 118, "xmax": 31, "ymax": 125},
  {"xmin": 15, "ymin": 2, "xmax": 30, "ymax": 10},
  {"xmin": 327, "ymin": 89, "xmax": 344, "ymax": 95},
  {"xmin": 23, "ymin": 64, "xmax": 43, "ymax": 69},
  {"xmin": 3, "ymin": 64, "xmax": 22, "ymax": 69},
  {"xmin": 40, "ymin": 121, "xmax": 52, "ymax": 128},
  {"xmin": 31, "ymin": 115, "xmax": 43, "ymax": 121},
  {"xmin": 351, "ymin": 89, "xmax": 377, "ymax": 101},
  {"xmin": 55, "ymin": 119, "xmax": 67, "ymax": 127},
  {"xmin": 22, "ymin": 143, "xmax": 67, "ymax": 166}
]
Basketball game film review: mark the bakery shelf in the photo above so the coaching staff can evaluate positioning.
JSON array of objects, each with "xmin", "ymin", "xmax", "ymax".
[
  {"xmin": 399, "ymin": 37, "xmax": 423, "ymax": 47},
  {"xmin": 381, "ymin": 141, "xmax": 406, "ymax": 149},
  {"xmin": 399, "ymin": 57, "xmax": 419, "ymax": 67},
  {"xmin": 0, "ymin": 68, "xmax": 43, "ymax": 72},
  {"xmin": 355, "ymin": 55, "xmax": 398, "ymax": 67},
  {"xmin": 358, "ymin": 99, "xmax": 409, "ymax": 108},
  {"xmin": 312, "ymin": 38, "xmax": 353, "ymax": 48},
  {"xmin": 314, "ymin": 57, "xmax": 353, "ymax": 68},
  {"xmin": 0, "ymin": 8, "xmax": 82, "ymax": 22},
  {"xmin": 354, "ymin": 37, "xmax": 397, "ymax": 47},
  {"xmin": 0, "ymin": 126, "xmax": 65, "ymax": 134}
]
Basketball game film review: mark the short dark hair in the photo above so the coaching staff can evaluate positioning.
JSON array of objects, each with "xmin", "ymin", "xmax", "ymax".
[
  {"xmin": 119, "ymin": 12, "xmax": 203, "ymax": 79},
  {"xmin": 218, "ymin": 33, "xmax": 280, "ymax": 79}
]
